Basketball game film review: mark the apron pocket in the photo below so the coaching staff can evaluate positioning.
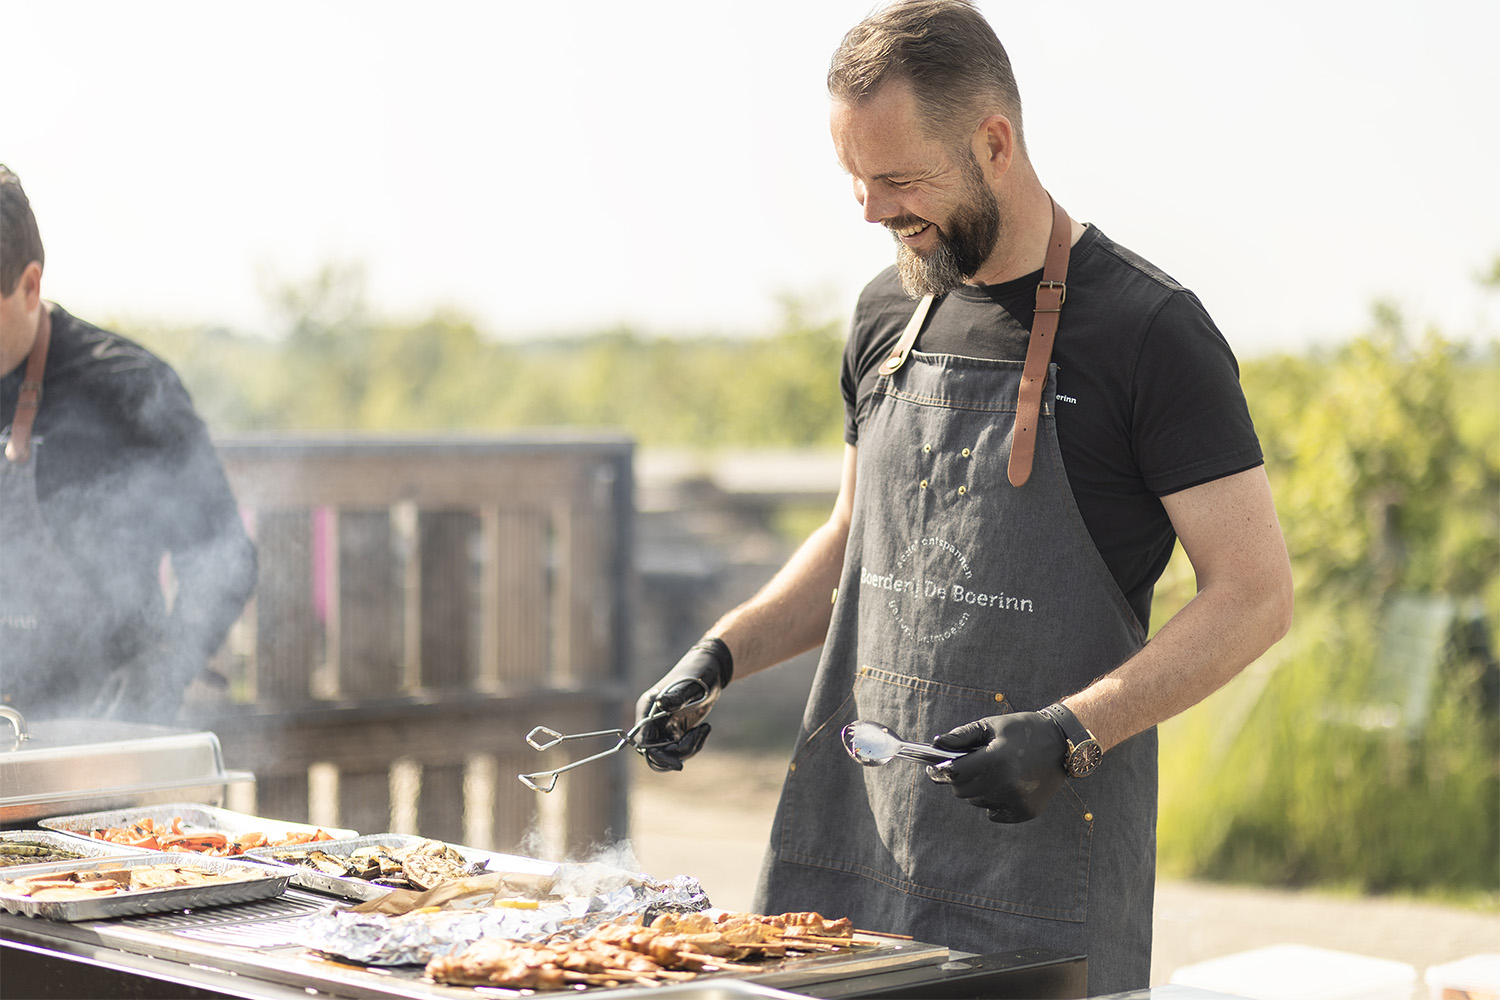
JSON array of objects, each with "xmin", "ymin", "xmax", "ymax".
[{"xmin": 777, "ymin": 667, "xmax": 1093, "ymax": 924}]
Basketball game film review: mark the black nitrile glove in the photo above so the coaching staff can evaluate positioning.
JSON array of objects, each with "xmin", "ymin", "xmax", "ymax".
[
  {"xmin": 634, "ymin": 638, "xmax": 733, "ymax": 772},
  {"xmin": 927, "ymin": 711, "xmax": 1067, "ymax": 823}
]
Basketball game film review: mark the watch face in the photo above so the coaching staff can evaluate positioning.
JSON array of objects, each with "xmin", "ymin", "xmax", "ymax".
[{"xmin": 1068, "ymin": 739, "xmax": 1103, "ymax": 777}]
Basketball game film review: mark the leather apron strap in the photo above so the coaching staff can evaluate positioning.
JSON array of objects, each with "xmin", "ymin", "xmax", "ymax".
[
  {"xmin": 5, "ymin": 308, "xmax": 51, "ymax": 465},
  {"xmin": 872, "ymin": 197, "xmax": 1073, "ymax": 485},
  {"xmin": 876, "ymin": 293, "xmax": 934, "ymax": 377},
  {"xmin": 1008, "ymin": 194, "xmax": 1072, "ymax": 487}
]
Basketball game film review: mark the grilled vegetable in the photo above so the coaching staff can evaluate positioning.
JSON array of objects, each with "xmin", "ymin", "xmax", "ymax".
[
  {"xmin": 83, "ymin": 817, "xmax": 336, "ymax": 856},
  {"xmin": 277, "ymin": 839, "xmax": 486, "ymax": 890},
  {"xmin": 0, "ymin": 842, "xmax": 85, "ymax": 867}
]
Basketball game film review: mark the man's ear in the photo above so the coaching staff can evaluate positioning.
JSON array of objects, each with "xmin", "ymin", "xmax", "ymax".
[
  {"xmin": 974, "ymin": 114, "xmax": 1016, "ymax": 181},
  {"xmin": 16, "ymin": 261, "xmax": 42, "ymax": 309}
]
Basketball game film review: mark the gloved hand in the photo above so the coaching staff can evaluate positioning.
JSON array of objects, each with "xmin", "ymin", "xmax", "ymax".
[
  {"xmin": 89, "ymin": 643, "xmax": 201, "ymax": 725},
  {"xmin": 927, "ymin": 711, "xmax": 1066, "ymax": 823},
  {"xmin": 634, "ymin": 638, "xmax": 734, "ymax": 772}
]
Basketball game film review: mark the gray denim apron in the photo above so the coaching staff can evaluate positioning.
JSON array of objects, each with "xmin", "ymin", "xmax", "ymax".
[
  {"xmin": 753, "ymin": 286, "xmax": 1158, "ymax": 994},
  {"xmin": 0, "ymin": 316, "xmax": 112, "ymax": 718}
]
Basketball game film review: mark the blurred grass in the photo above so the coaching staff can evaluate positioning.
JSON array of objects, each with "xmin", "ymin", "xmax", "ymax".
[{"xmin": 1155, "ymin": 561, "xmax": 1499, "ymax": 903}]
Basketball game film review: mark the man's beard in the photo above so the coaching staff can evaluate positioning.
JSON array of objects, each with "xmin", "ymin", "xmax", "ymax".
[{"xmin": 892, "ymin": 158, "xmax": 1001, "ymax": 298}]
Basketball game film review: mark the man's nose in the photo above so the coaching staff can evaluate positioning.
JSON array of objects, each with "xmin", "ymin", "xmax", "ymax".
[{"xmin": 853, "ymin": 179, "xmax": 894, "ymax": 225}]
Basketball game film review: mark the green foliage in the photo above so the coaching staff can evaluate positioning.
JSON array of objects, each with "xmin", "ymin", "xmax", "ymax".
[
  {"xmin": 1158, "ymin": 600, "xmax": 1499, "ymax": 895},
  {"xmin": 127, "ymin": 266, "xmax": 847, "ymax": 449},
  {"xmin": 1243, "ymin": 307, "xmax": 1498, "ymax": 605},
  {"xmin": 1155, "ymin": 306, "xmax": 1500, "ymax": 898}
]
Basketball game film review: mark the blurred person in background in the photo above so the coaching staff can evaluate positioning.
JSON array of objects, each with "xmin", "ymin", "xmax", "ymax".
[
  {"xmin": 633, "ymin": 1, "xmax": 1293, "ymax": 993},
  {"xmin": 0, "ymin": 164, "xmax": 256, "ymax": 725}
]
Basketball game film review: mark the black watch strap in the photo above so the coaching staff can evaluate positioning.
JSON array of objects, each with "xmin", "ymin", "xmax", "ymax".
[{"xmin": 1039, "ymin": 703, "xmax": 1103, "ymax": 777}]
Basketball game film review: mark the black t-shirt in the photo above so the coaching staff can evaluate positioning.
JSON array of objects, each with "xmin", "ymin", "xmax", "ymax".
[
  {"xmin": 0, "ymin": 306, "xmax": 256, "ymax": 659},
  {"xmin": 841, "ymin": 226, "xmax": 1263, "ymax": 629}
]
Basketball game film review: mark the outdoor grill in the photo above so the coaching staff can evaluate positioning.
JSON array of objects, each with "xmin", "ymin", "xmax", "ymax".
[{"xmin": 0, "ymin": 715, "xmax": 1087, "ymax": 1000}]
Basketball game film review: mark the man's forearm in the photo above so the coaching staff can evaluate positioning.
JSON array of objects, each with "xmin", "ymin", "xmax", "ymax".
[
  {"xmin": 1066, "ymin": 569, "xmax": 1293, "ymax": 751},
  {"xmin": 707, "ymin": 515, "xmax": 848, "ymax": 679},
  {"xmin": 1065, "ymin": 466, "xmax": 1294, "ymax": 751}
]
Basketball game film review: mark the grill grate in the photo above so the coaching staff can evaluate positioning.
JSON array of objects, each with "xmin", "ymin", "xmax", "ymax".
[
  {"xmin": 101, "ymin": 888, "xmax": 332, "ymax": 948},
  {"xmin": 171, "ymin": 916, "xmax": 313, "ymax": 948}
]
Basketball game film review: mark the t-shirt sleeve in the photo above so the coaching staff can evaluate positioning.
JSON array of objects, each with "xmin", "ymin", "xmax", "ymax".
[
  {"xmin": 1131, "ymin": 291, "xmax": 1264, "ymax": 496},
  {"xmin": 840, "ymin": 288, "xmax": 887, "ymax": 447},
  {"xmin": 840, "ymin": 320, "xmax": 863, "ymax": 447},
  {"xmin": 840, "ymin": 269, "xmax": 914, "ymax": 448}
]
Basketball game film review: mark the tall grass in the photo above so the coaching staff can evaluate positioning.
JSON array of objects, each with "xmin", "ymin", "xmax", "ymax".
[{"xmin": 1158, "ymin": 596, "xmax": 1499, "ymax": 899}]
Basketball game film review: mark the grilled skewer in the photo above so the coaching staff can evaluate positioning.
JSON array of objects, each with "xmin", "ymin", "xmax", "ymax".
[{"xmin": 425, "ymin": 909, "xmax": 862, "ymax": 990}]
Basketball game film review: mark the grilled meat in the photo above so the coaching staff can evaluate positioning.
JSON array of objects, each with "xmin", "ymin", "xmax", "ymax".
[{"xmin": 424, "ymin": 909, "xmax": 860, "ymax": 991}]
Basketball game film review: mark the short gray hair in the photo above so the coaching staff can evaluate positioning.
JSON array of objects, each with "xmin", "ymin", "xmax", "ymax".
[{"xmin": 828, "ymin": 0, "xmax": 1026, "ymax": 154}]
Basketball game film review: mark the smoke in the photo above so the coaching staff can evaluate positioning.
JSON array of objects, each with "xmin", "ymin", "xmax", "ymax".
[
  {"xmin": 514, "ymin": 818, "xmax": 646, "ymax": 879},
  {"xmin": 1, "ymin": 315, "xmax": 256, "ymax": 721},
  {"xmin": 564, "ymin": 837, "xmax": 645, "ymax": 878}
]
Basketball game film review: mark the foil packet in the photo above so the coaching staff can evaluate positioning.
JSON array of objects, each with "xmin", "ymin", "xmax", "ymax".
[{"xmin": 299, "ymin": 864, "xmax": 709, "ymax": 966}]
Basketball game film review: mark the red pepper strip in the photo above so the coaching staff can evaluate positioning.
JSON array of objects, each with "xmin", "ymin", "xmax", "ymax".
[{"xmin": 159, "ymin": 832, "xmax": 229, "ymax": 853}]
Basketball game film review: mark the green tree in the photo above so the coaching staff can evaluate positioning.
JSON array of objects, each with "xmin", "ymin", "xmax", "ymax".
[{"xmin": 1157, "ymin": 298, "xmax": 1500, "ymax": 897}]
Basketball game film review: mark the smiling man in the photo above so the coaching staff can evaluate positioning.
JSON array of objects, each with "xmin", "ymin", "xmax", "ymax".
[
  {"xmin": 835, "ymin": 88, "xmax": 1010, "ymax": 297},
  {"xmin": 633, "ymin": 2, "xmax": 1293, "ymax": 992}
]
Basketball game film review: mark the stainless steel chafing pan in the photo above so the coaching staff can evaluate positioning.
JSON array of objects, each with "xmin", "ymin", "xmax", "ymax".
[{"xmin": 0, "ymin": 709, "xmax": 253, "ymax": 825}]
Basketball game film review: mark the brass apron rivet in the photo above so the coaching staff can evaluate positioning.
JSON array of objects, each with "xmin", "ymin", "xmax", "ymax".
[
  {"xmin": 962, "ymin": 448, "xmax": 971, "ymax": 458},
  {"xmin": 922, "ymin": 444, "xmax": 931, "ymax": 453},
  {"xmin": 919, "ymin": 480, "xmax": 928, "ymax": 489},
  {"xmin": 957, "ymin": 485, "xmax": 967, "ymax": 495},
  {"xmin": 1084, "ymin": 812, "xmax": 1094, "ymax": 822}
]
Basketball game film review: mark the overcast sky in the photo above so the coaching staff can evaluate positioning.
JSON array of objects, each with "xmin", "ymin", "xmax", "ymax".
[{"xmin": 7, "ymin": 0, "xmax": 1497, "ymax": 357}]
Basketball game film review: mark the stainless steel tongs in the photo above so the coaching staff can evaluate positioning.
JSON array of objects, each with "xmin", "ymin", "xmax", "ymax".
[{"xmin": 517, "ymin": 680, "xmax": 711, "ymax": 792}]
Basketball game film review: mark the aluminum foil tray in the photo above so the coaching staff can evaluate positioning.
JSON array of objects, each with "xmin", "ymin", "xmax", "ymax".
[
  {"xmin": 245, "ymin": 833, "xmax": 557, "ymax": 901},
  {"xmin": 0, "ymin": 830, "xmax": 152, "ymax": 869},
  {"xmin": 39, "ymin": 804, "xmax": 356, "ymax": 856},
  {"xmin": 0, "ymin": 851, "xmax": 289, "ymax": 922}
]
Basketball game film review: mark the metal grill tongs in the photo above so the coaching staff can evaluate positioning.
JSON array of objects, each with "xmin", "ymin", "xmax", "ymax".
[{"xmin": 517, "ymin": 679, "xmax": 712, "ymax": 792}]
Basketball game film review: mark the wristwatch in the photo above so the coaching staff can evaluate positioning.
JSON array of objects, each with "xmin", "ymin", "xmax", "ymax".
[{"xmin": 1039, "ymin": 703, "xmax": 1103, "ymax": 777}]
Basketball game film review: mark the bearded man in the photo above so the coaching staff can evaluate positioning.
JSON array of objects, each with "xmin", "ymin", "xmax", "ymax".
[{"xmin": 633, "ymin": 2, "xmax": 1294, "ymax": 992}]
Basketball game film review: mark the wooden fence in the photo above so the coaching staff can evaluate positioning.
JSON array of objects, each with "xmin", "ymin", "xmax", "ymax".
[{"xmin": 179, "ymin": 434, "xmax": 635, "ymax": 859}]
